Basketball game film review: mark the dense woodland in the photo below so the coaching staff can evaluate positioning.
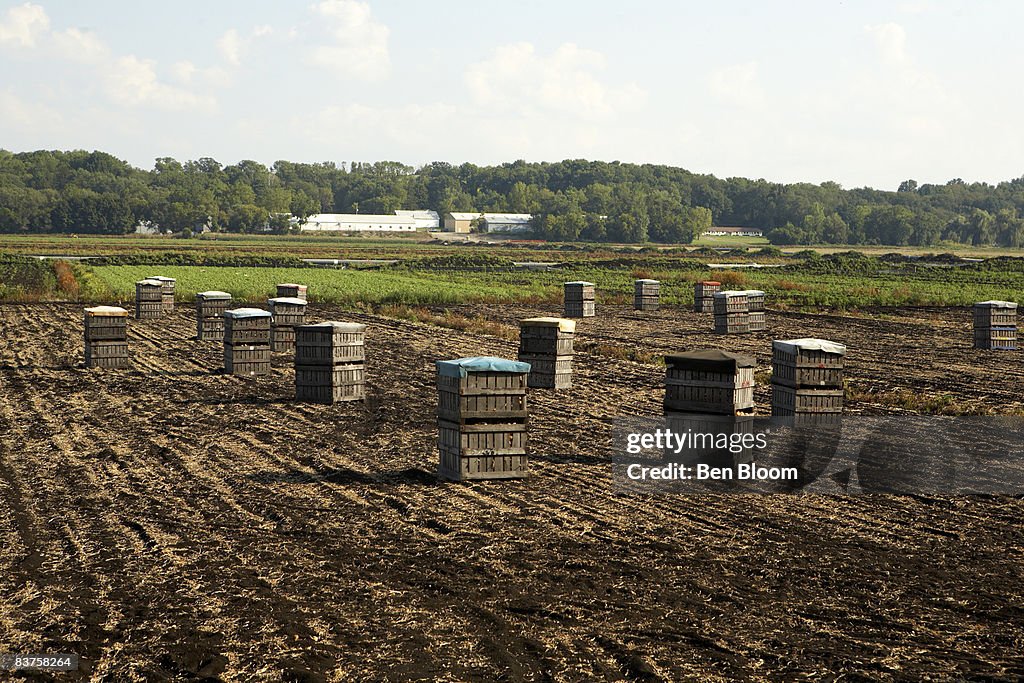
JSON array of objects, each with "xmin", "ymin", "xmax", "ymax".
[{"xmin": 1, "ymin": 149, "xmax": 1023, "ymax": 246}]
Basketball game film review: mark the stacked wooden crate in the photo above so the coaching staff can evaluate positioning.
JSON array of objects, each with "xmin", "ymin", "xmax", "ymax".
[
  {"xmin": 713, "ymin": 291, "xmax": 750, "ymax": 334},
  {"xmin": 223, "ymin": 308, "xmax": 272, "ymax": 376},
  {"xmin": 146, "ymin": 276, "xmax": 176, "ymax": 313},
  {"xmin": 276, "ymin": 283, "xmax": 308, "ymax": 301},
  {"xmin": 664, "ymin": 350, "xmax": 755, "ymax": 415},
  {"xmin": 518, "ymin": 317, "xmax": 574, "ymax": 389},
  {"xmin": 135, "ymin": 279, "xmax": 164, "ymax": 319},
  {"xmin": 295, "ymin": 322, "xmax": 366, "ymax": 403},
  {"xmin": 195, "ymin": 291, "xmax": 232, "ymax": 341},
  {"xmin": 973, "ymin": 301, "xmax": 1017, "ymax": 350},
  {"xmin": 83, "ymin": 306, "xmax": 130, "ymax": 369},
  {"xmin": 437, "ymin": 357, "xmax": 531, "ymax": 481},
  {"xmin": 743, "ymin": 290, "xmax": 766, "ymax": 332},
  {"xmin": 663, "ymin": 350, "xmax": 756, "ymax": 463},
  {"xmin": 634, "ymin": 279, "xmax": 660, "ymax": 311},
  {"xmin": 267, "ymin": 297, "xmax": 308, "ymax": 353},
  {"xmin": 563, "ymin": 281, "xmax": 595, "ymax": 318},
  {"xmin": 693, "ymin": 281, "xmax": 721, "ymax": 313},
  {"xmin": 771, "ymin": 338, "xmax": 846, "ymax": 416}
]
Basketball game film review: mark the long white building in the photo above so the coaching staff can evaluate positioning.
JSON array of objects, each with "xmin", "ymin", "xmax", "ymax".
[
  {"xmin": 300, "ymin": 213, "xmax": 418, "ymax": 232},
  {"xmin": 394, "ymin": 209, "xmax": 440, "ymax": 229}
]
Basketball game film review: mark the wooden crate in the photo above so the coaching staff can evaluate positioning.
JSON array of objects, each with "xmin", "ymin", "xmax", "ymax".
[
  {"xmin": 973, "ymin": 301, "xmax": 1017, "ymax": 327},
  {"xmin": 296, "ymin": 382, "xmax": 365, "ymax": 403},
  {"xmin": 771, "ymin": 384, "xmax": 844, "ymax": 415},
  {"xmin": 663, "ymin": 351, "xmax": 756, "ymax": 413},
  {"xmin": 196, "ymin": 291, "xmax": 232, "ymax": 319},
  {"xmin": 135, "ymin": 301, "xmax": 163, "ymax": 319},
  {"xmin": 224, "ymin": 309, "xmax": 272, "ymax": 344},
  {"xmin": 197, "ymin": 319, "xmax": 225, "ymax": 342},
  {"xmin": 271, "ymin": 327, "xmax": 296, "ymax": 352},
  {"xmin": 974, "ymin": 327, "xmax": 1017, "ymax": 350},
  {"xmin": 519, "ymin": 356, "xmax": 572, "ymax": 376},
  {"xmin": 563, "ymin": 281, "xmax": 596, "ymax": 300},
  {"xmin": 564, "ymin": 301, "xmax": 596, "ymax": 318},
  {"xmin": 693, "ymin": 281, "xmax": 721, "ymax": 312},
  {"xmin": 439, "ymin": 449, "xmax": 528, "ymax": 481},
  {"xmin": 772, "ymin": 339, "xmax": 846, "ymax": 388},
  {"xmin": 85, "ymin": 341, "xmax": 129, "ymax": 368},
  {"xmin": 663, "ymin": 413, "xmax": 755, "ymax": 462},
  {"xmin": 438, "ymin": 391, "xmax": 527, "ymax": 421},
  {"xmin": 742, "ymin": 290, "xmax": 765, "ymax": 311},
  {"xmin": 519, "ymin": 335, "xmax": 574, "ymax": 356},
  {"xmin": 135, "ymin": 280, "xmax": 163, "ymax": 302},
  {"xmin": 84, "ymin": 307, "xmax": 128, "ymax": 341},
  {"xmin": 747, "ymin": 311, "xmax": 766, "ymax": 332},
  {"xmin": 224, "ymin": 344, "xmax": 271, "ymax": 363},
  {"xmin": 295, "ymin": 322, "xmax": 365, "ymax": 348},
  {"xmin": 713, "ymin": 313, "xmax": 749, "ymax": 334},
  {"xmin": 713, "ymin": 291, "xmax": 749, "ymax": 314},
  {"xmin": 527, "ymin": 372, "xmax": 572, "ymax": 390},
  {"xmin": 268, "ymin": 298, "xmax": 308, "ymax": 316},
  {"xmin": 224, "ymin": 359, "xmax": 271, "ymax": 376},
  {"xmin": 634, "ymin": 295, "xmax": 660, "ymax": 311},
  {"xmin": 295, "ymin": 365, "xmax": 365, "ymax": 388},
  {"xmin": 438, "ymin": 419, "xmax": 528, "ymax": 456},
  {"xmin": 276, "ymin": 283, "xmax": 308, "ymax": 300}
]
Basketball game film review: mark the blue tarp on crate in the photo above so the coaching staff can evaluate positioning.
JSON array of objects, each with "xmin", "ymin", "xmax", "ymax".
[{"xmin": 436, "ymin": 356, "xmax": 531, "ymax": 378}]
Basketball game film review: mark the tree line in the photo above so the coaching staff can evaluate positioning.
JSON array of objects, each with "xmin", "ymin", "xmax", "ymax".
[{"xmin": 1, "ymin": 149, "xmax": 1023, "ymax": 246}]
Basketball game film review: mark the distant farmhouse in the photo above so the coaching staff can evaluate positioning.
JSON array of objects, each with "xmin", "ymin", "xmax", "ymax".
[
  {"xmin": 701, "ymin": 226, "xmax": 764, "ymax": 237},
  {"xmin": 443, "ymin": 212, "xmax": 533, "ymax": 234},
  {"xmin": 298, "ymin": 209, "xmax": 438, "ymax": 232}
]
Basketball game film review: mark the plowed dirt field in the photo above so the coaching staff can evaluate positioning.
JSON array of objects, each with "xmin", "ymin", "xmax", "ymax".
[{"xmin": 1, "ymin": 302, "xmax": 1022, "ymax": 681}]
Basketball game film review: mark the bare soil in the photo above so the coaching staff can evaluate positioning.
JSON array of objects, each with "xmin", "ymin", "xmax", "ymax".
[{"xmin": 1, "ymin": 302, "xmax": 1022, "ymax": 681}]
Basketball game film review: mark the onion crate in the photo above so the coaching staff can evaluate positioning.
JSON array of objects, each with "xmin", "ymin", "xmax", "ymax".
[
  {"xmin": 664, "ymin": 350, "xmax": 755, "ymax": 415},
  {"xmin": 518, "ymin": 317, "xmax": 574, "ymax": 389},
  {"xmin": 741, "ymin": 290, "xmax": 766, "ymax": 312},
  {"xmin": 771, "ymin": 384, "xmax": 844, "ymax": 415},
  {"xmin": 973, "ymin": 327, "xmax": 1017, "ymax": 351},
  {"xmin": 268, "ymin": 297, "xmax": 308, "ymax": 353},
  {"xmin": 693, "ymin": 281, "xmax": 721, "ymax": 313},
  {"xmin": 276, "ymin": 283, "xmax": 308, "ymax": 300},
  {"xmin": 771, "ymin": 338, "xmax": 846, "ymax": 416},
  {"xmin": 564, "ymin": 281, "xmax": 596, "ymax": 318},
  {"xmin": 135, "ymin": 279, "xmax": 164, "ymax": 319},
  {"xmin": 634, "ymin": 279, "xmax": 660, "ymax": 311},
  {"xmin": 294, "ymin": 322, "xmax": 366, "ymax": 404},
  {"xmin": 747, "ymin": 311, "xmax": 766, "ymax": 332},
  {"xmin": 146, "ymin": 276, "xmax": 176, "ymax": 313},
  {"xmin": 436, "ymin": 357, "xmax": 531, "ymax": 481},
  {"xmin": 223, "ymin": 308, "xmax": 272, "ymax": 376},
  {"xmin": 973, "ymin": 301, "xmax": 1017, "ymax": 350},
  {"xmin": 196, "ymin": 291, "xmax": 232, "ymax": 341},
  {"xmin": 84, "ymin": 306, "xmax": 130, "ymax": 369}
]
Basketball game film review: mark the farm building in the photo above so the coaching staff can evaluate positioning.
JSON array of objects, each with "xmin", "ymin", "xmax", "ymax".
[
  {"xmin": 482, "ymin": 213, "xmax": 532, "ymax": 233},
  {"xmin": 444, "ymin": 212, "xmax": 478, "ymax": 233},
  {"xmin": 702, "ymin": 226, "xmax": 764, "ymax": 237},
  {"xmin": 394, "ymin": 209, "xmax": 440, "ymax": 229},
  {"xmin": 299, "ymin": 214, "xmax": 418, "ymax": 232},
  {"xmin": 444, "ymin": 212, "xmax": 533, "ymax": 233}
]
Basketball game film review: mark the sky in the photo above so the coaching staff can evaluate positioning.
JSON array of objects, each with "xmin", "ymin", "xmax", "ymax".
[{"xmin": 0, "ymin": 0, "xmax": 1021, "ymax": 190}]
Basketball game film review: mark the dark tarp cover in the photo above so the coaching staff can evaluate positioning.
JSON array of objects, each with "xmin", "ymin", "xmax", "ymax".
[{"xmin": 664, "ymin": 349, "xmax": 756, "ymax": 372}]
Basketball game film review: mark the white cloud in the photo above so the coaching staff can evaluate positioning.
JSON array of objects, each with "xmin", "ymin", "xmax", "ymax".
[
  {"xmin": 218, "ymin": 28, "xmax": 243, "ymax": 66},
  {"xmin": 866, "ymin": 22, "xmax": 908, "ymax": 65},
  {"xmin": 52, "ymin": 27, "xmax": 109, "ymax": 63},
  {"xmin": 104, "ymin": 55, "xmax": 216, "ymax": 111},
  {"xmin": 307, "ymin": 0, "xmax": 390, "ymax": 80},
  {"xmin": 708, "ymin": 61, "xmax": 764, "ymax": 108},
  {"xmin": 0, "ymin": 87, "xmax": 62, "ymax": 129},
  {"xmin": 465, "ymin": 42, "xmax": 646, "ymax": 120},
  {"xmin": 0, "ymin": 2, "xmax": 48, "ymax": 47}
]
